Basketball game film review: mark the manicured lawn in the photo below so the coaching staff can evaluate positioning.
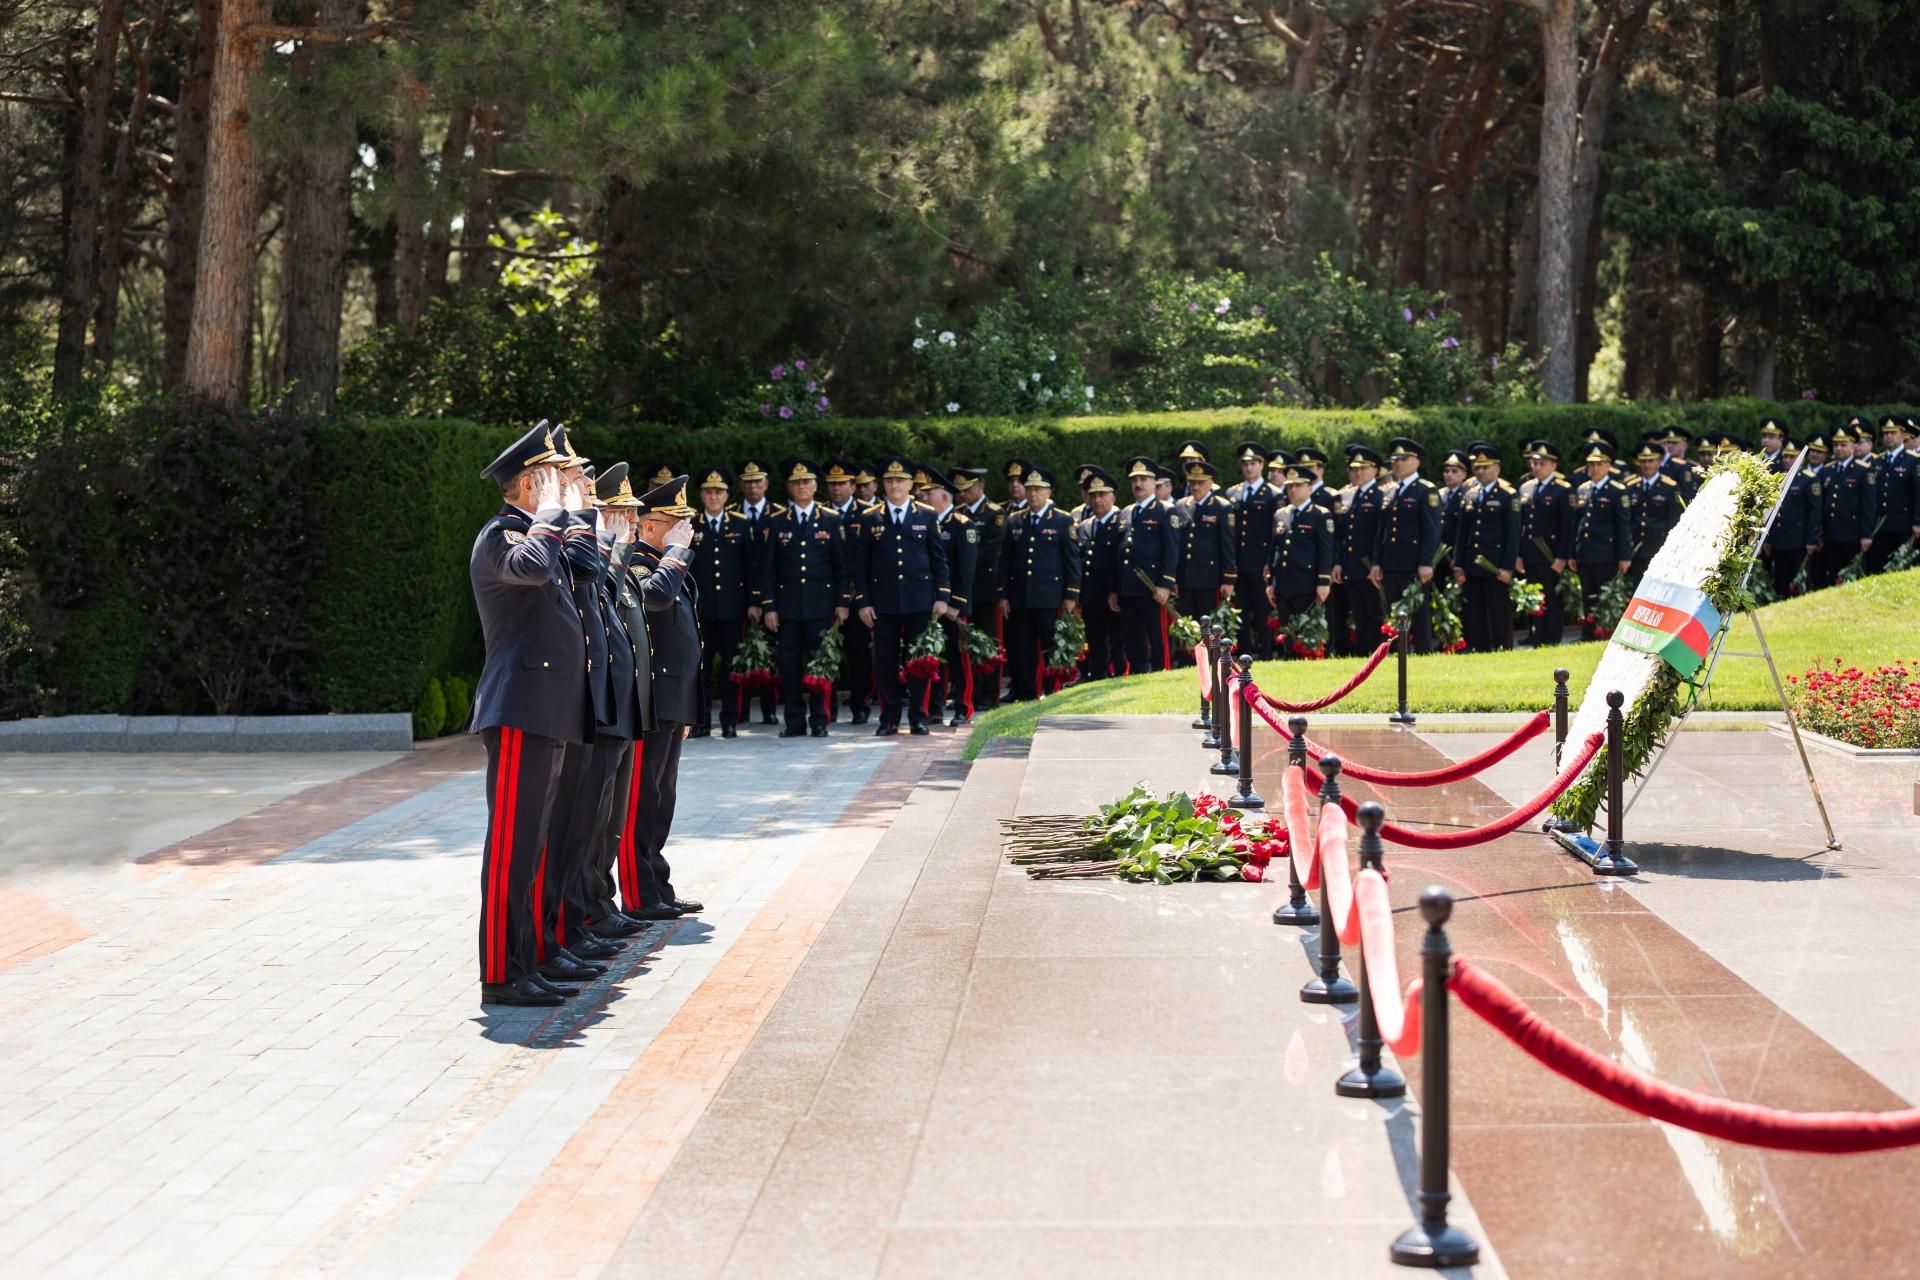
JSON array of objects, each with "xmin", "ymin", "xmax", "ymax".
[{"xmin": 963, "ymin": 568, "xmax": 1920, "ymax": 759}]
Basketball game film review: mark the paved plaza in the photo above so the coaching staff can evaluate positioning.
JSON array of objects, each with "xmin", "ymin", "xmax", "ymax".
[{"xmin": 1, "ymin": 713, "xmax": 1916, "ymax": 1278}]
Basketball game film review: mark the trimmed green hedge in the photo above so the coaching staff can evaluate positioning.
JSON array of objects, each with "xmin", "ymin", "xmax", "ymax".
[{"xmin": 7, "ymin": 399, "xmax": 1913, "ymax": 726}]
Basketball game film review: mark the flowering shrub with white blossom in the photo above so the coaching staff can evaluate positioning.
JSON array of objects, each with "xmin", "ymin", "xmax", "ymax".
[{"xmin": 907, "ymin": 293, "xmax": 1092, "ymax": 417}]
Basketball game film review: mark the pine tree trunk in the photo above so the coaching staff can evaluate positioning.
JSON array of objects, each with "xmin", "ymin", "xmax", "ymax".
[
  {"xmin": 600, "ymin": 176, "xmax": 645, "ymax": 418},
  {"xmin": 1533, "ymin": 0, "xmax": 1578, "ymax": 403},
  {"xmin": 1507, "ymin": 188, "xmax": 1539, "ymax": 347},
  {"xmin": 178, "ymin": 0, "xmax": 265, "ymax": 412},
  {"xmin": 95, "ymin": 2, "xmax": 167, "ymax": 371},
  {"xmin": 279, "ymin": 0, "xmax": 358, "ymax": 416},
  {"xmin": 421, "ymin": 108, "xmax": 470, "ymax": 299},
  {"xmin": 392, "ymin": 120, "xmax": 425, "ymax": 330},
  {"xmin": 459, "ymin": 110, "xmax": 501, "ymax": 289},
  {"xmin": 164, "ymin": 0, "xmax": 218, "ymax": 391},
  {"xmin": 53, "ymin": 0, "xmax": 127, "ymax": 390}
]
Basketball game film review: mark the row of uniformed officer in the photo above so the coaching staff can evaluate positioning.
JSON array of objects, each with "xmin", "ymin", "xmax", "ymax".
[
  {"xmin": 468, "ymin": 423, "xmax": 703, "ymax": 1008},
  {"xmin": 996, "ymin": 466, "xmax": 1083, "ymax": 700}
]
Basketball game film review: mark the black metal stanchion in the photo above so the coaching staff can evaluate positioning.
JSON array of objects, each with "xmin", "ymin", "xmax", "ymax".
[
  {"xmin": 1210, "ymin": 638, "xmax": 1238, "ymax": 776},
  {"xmin": 1390, "ymin": 888, "xmax": 1478, "ymax": 1269},
  {"xmin": 1229, "ymin": 655, "xmax": 1264, "ymax": 810},
  {"xmin": 1271, "ymin": 714, "xmax": 1319, "ymax": 926},
  {"xmin": 1200, "ymin": 625, "xmax": 1222, "ymax": 751},
  {"xmin": 1388, "ymin": 627, "xmax": 1415, "ymax": 725},
  {"xmin": 1552, "ymin": 667, "xmax": 1570, "ymax": 770},
  {"xmin": 1593, "ymin": 689, "xmax": 1637, "ymax": 876},
  {"xmin": 1337, "ymin": 801, "xmax": 1406, "ymax": 1098},
  {"xmin": 1300, "ymin": 756, "xmax": 1357, "ymax": 1005}
]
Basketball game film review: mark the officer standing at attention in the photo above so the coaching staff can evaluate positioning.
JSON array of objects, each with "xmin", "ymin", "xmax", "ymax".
[
  {"xmin": 1333, "ymin": 444, "xmax": 1387, "ymax": 655},
  {"xmin": 1369, "ymin": 437, "xmax": 1442, "ymax": 653},
  {"xmin": 1626, "ymin": 440, "xmax": 1687, "ymax": 585},
  {"xmin": 730, "ymin": 459, "xmax": 784, "ymax": 725},
  {"xmin": 821, "ymin": 459, "xmax": 875, "ymax": 725},
  {"xmin": 1267, "ymin": 465, "xmax": 1335, "ymax": 653},
  {"xmin": 1075, "ymin": 468, "xmax": 1124, "ymax": 681},
  {"xmin": 1567, "ymin": 442, "xmax": 1632, "ymax": 638},
  {"xmin": 689, "ymin": 467, "xmax": 755, "ymax": 738},
  {"xmin": 759, "ymin": 458, "xmax": 848, "ymax": 738},
  {"xmin": 853, "ymin": 464, "xmax": 879, "ymax": 508},
  {"xmin": 1516, "ymin": 440, "xmax": 1574, "ymax": 648},
  {"xmin": 1764, "ymin": 438, "xmax": 1819, "ymax": 597},
  {"xmin": 852, "ymin": 455, "xmax": 952, "ymax": 735},
  {"xmin": 996, "ymin": 467, "xmax": 1082, "ymax": 701},
  {"xmin": 1757, "ymin": 420, "xmax": 1788, "ymax": 472},
  {"xmin": 1435, "ymin": 447, "xmax": 1470, "ymax": 577},
  {"xmin": 917, "ymin": 466, "xmax": 980, "ymax": 721},
  {"xmin": 1452, "ymin": 443, "xmax": 1520, "ymax": 652},
  {"xmin": 1004, "ymin": 459, "xmax": 1033, "ymax": 513},
  {"xmin": 953, "ymin": 466, "xmax": 1006, "ymax": 713},
  {"xmin": 1658, "ymin": 427, "xmax": 1705, "ymax": 501},
  {"xmin": 1174, "ymin": 459, "xmax": 1236, "ymax": 625},
  {"xmin": 1815, "ymin": 424, "xmax": 1874, "ymax": 588},
  {"xmin": 470, "ymin": 422, "xmax": 592, "ymax": 1007},
  {"xmin": 1870, "ymin": 415, "xmax": 1917, "ymax": 572},
  {"xmin": 624, "ymin": 475, "xmax": 706, "ymax": 922},
  {"xmin": 1230, "ymin": 442, "xmax": 1278, "ymax": 656},
  {"xmin": 1115, "ymin": 457, "xmax": 1177, "ymax": 677},
  {"xmin": 591, "ymin": 466, "xmax": 658, "ymax": 941}
]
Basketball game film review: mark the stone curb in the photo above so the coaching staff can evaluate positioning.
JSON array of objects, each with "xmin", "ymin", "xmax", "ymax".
[{"xmin": 0, "ymin": 713, "xmax": 414, "ymax": 753}]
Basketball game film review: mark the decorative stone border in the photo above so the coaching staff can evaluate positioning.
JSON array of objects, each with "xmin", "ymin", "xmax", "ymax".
[
  {"xmin": 1766, "ymin": 721, "xmax": 1920, "ymax": 760},
  {"xmin": 0, "ymin": 714, "xmax": 414, "ymax": 753}
]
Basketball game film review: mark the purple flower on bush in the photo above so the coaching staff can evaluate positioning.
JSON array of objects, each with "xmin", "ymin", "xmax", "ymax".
[
  {"xmin": 795, "ymin": 359, "xmax": 807, "ymax": 371},
  {"xmin": 759, "ymin": 403, "xmax": 773, "ymax": 415},
  {"xmin": 1402, "ymin": 307, "xmax": 1414, "ymax": 323},
  {"xmin": 1426, "ymin": 309, "xmax": 1436, "ymax": 321},
  {"xmin": 779, "ymin": 405, "xmax": 794, "ymax": 419},
  {"xmin": 1490, "ymin": 354, "xmax": 1500, "ymax": 369},
  {"xmin": 1149, "ymin": 301, "xmax": 1160, "ymax": 315},
  {"xmin": 1215, "ymin": 297, "xmax": 1231, "ymax": 315},
  {"xmin": 817, "ymin": 396, "xmax": 830, "ymax": 411},
  {"xmin": 1442, "ymin": 336, "xmax": 1460, "ymax": 349},
  {"xmin": 1251, "ymin": 305, "xmax": 1264, "ymax": 318},
  {"xmin": 1188, "ymin": 301, "xmax": 1199, "ymax": 313},
  {"xmin": 806, "ymin": 379, "xmax": 818, "ymax": 392},
  {"xmin": 1801, "ymin": 388, "xmax": 1817, "ymax": 400},
  {"xmin": 1464, "ymin": 394, "xmax": 1474, "ymax": 403},
  {"xmin": 771, "ymin": 363, "xmax": 787, "ymax": 381}
]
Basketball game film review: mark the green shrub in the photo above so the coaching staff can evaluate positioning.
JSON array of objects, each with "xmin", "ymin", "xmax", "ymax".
[
  {"xmin": 441, "ymin": 674, "xmax": 473, "ymax": 735},
  {"xmin": 49, "ymin": 595, "xmax": 143, "ymax": 713},
  {"xmin": 412, "ymin": 676, "xmax": 447, "ymax": 740}
]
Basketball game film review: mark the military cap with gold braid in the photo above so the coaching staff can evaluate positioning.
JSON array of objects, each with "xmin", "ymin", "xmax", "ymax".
[
  {"xmin": 1235, "ymin": 440, "xmax": 1267, "ymax": 463},
  {"xmin": 1176, "ymin": 439, "xmax": 1210, "ymax": 463},
  {"xmin": 781, "ymin": 456, "xmax": 819, "ymax": 483},
  {"xmin": 1024, "ymin": 466, "xmax": 1056, "ymax": 489},
  {"xmin": 1388, "ymin": 436, "xmax": 1424, "ymax": 460},
  {"xmin": 550, "ymin": 424, "xmax": 590, "ymax": 468},
  {"xmin": 1265, "ymin": 448, "xmax": 1293, "ymax": 472},
  {"xmin": 480, "ymin": 419, "xmax": 562, "ymax": 484},
  {"xmin": 821, "ymin": 458, "xmax": 856, "ymax": 485},
  {"xmin": 736, "ymin": 458, "xmax": 771, "ymax": 484},
  {"xmin": 1004, "ymin": 458, "xmax": 1033, "ymax": 482},
  {"xmin": 647, "ymin": 463, "xmax": 678, "ymax": 489},
  {"xmin": 854, "ymin": 463, "xmax": 877, "ymax": 486},
  {"xmin": 1293, "ymin": 445, "xmax": 1329, "ymax": 467},
  {"xmin": 914, "ymin": 463, "xmax": 961, "ymax": 497},
  {"xmin": 1830, "ymin": 424, "xmax": 1854, "ymax": 445},
  {"xmin": 1183, "ymin": 460, "xmax": 1218, "ymax": 482},
  {"xmin": 1439, "ymin": 448, "xmax": 1470, "ymax": 470},
  {"xmin": 1123, "ymin": 455, "xmax": 1158, "ymax": 480},
  {"xmin": 698, "ymin": 464, "xmax": 732, "ymax": 490},
  {"xmin": 1580, "ymin": 441, "xmax": 1615, "ymax": 465},
  {"xmin": 875, "ymin": 454, "xmax": 915, "ymax": 482},
  {"xmin": 1631, "ymin": 440, "xmax": 1663, "ymax": 464},
  {"xmin": 634, "ymin": 474, "xmax": 695, "ymax": 519},
  {"xmin": 1469, "ymin": 441, "xmax": 1504, "ymax": 465},
  {"xmin": 594, "ymin": 461, "xmax": 642, "ymax": 507},
  {"xmin": 1081, "ymin": 466, "xmax": 1116, "ymax": 495},
  {"xmin": 1281, "ymin": 465, "xmax": 1317, "ymax": 486},
  {"xmin": 1523, "ymin": 438, "xmax": 1559, "ymax": 463},
  {"xmin": 1758, "ymin": 418, "xmax": 1786, "ymax": 439},
  {"xmin": 1804, "ymin": 434, "xmax": 1830, "ymax": 454}
]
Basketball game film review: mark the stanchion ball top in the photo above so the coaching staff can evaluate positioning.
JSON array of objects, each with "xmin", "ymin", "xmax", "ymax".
[
  {"xmin": 1357, "ymin": 801, "xmax": 1386, "ymax": 833},
  {"xmin": 1554, "ymin": 667, "xmax": 1570, "ymax": 683},
  {"xmin": 1320, "ymin": 755, "xmax": 1343, "ymax": 778},
  {"xmin": 1288, "ymin": 714, "xmax": 1308, "ymax": 735},
  {"xmin": 1234, "ymin": 653, "xmax": 1254, "ymax": 672},
  {"xmin": 1420, "ymin": 887, "xmax": 1454, "ymax": 924},
  {"xmin": 1606, "ymin": 689, "xmax": 1625, "ymax": 708}
]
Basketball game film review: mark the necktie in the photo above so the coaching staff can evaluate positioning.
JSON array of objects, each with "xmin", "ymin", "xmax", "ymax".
[{"xmin": 894, "ymin": 508, "xmax": 904, "ymax": 527}]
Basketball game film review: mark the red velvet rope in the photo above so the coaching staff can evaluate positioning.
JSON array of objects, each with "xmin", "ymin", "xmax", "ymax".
[
  {"xmin": 1304, "ymin": 711, "xmax": 1551, "ymax": 787},
  {"xmin": 1450, "ymin": 959, "xmax": 1920, "ymax": 1153},
  {"xmin": 1298, "ymin": 732, "xmax": 1602, "ymax": 850},
  {"xmin": 1253, "ymin": 640, "xmax": 1393, "ymax": 713}
]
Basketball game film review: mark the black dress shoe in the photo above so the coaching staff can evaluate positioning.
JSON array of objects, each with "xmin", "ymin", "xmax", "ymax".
[
  {"xmin": 668, "ymin": 896, "xmax": 704, "ymax": 914},
  {"xmin": 761, "ymin": 713, "xmax": 779, "ymax": 725},
  {"xmin": 721, "ymin": 726, "xmax": 737, "ymax": 739},
  {"xmin": 593, "ymin": 914, "xmax": 647, "ymax": 938},
  {"xmin": 810, "ymin": 725, "xmax": 829, "ymax": 737},
  {"xmin": 910, "ymin": 724, "xmax": 931, "ymax": 735},
  {"xmin": 529, "ymin": 971, "xmax": 579, "ymax": 998},
  {"xmin": 850, "ymin": 709, "xmax": 870, "ymax": 725},
  {"xmin": 569, "ymin": 934, "xmax": 622, "ymax": 959},
  {"xmin": 780, "ymin": 726, "xmax": 807, "ymax": 738},
  {"xmin": 482, "ymin": 977, "xmax": 565, "ymax": 1007},
  {"xmin": 540, "ymin": 957, "xmax": 603, "ymax": 984},
  {"xmin": 948, "ymin": 713, "xmax": 971, "ymax": 727},
  {"xmin": 631, "ymin": 903, "xmax": 684, "ymax": 922},
  {"xmin": 874, "ymin": 723, "xmax": 898, "ymax": 736},
  {"xmin": 689, "ymin": 725, "xmax": 712, "ymax": 739},
  {"xmin": 554, "ymin": 947, "xmax": 609, "ymax": 975}
]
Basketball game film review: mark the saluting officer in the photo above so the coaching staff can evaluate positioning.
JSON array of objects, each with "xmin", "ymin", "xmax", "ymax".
[
  {"xmin": 821, "ymin": 459, "xmax": 876, "ymax": 725},
  {"xmin": 851, "ymin": 455, "xmax": 951, "ymax": 735},
  {"xmin": 1870, "ymin": 415, "xmax": 1917, "ymax": 572},
  {"xmin": 1452, "ymin": 442, "xmax": 1520, "ymax": 653},
  {"xmin": 1568, "ymin": 442, "xmax": 1632, "ymax": 638},
  {"xmin": 1174, "ymin": 459, "xmax": 1236, "ymax": 622},
  {"xmin": 757, "ymin": 458, "xmax": 848, "ymax": 738},
  {"xmin": 625, "ymin": 475, "xmax": 705, "ymax": 923},
  {"xmin": 1115, "ymin": 457, "xmax": 1177, "ymax": 677},
  {"xmin": 1626, "ymin": 440, "xmax": 1687, "ymax": 585},
  {"xmin": 1516, "ymin": 440, "xmax": 1574, "ymax": 648},
  {"xmin": 1268, "ymin": 464, "xmax": 1336, "ymax": 653},
  {"xmin": 1370, "ymin": 437, "xmax": 1442, "ymax": 653},
  {"xmin": 689, "ymin": 467, "xmax": 755, "ymax": 738},
  {"xmin": 591, "ymin": 465, "xmax": 658, "ymax": 942},
  {"xmin": 1658, "ymin": 427, "xmax": 1705, "ymax": 501},
  {"xmin": 1333, "ymin": 444, "xmax": 1388, "ymax": 655},
  {"xmin": 470, "ymin": 422, "xmax": 593, "ymax": 1007},
  {"xmin": 1815, "ymin": 424, "xmax": 1875, "ymax": 587},
  {"xmin": 1075, "ymin": 467, "xmax": 1124, "ymax": 681},
  {"xmin": 954, "ymin": 466, "xmax": 1006, "ymax": 711},
  {"xmin": 730, "ymin": 459, "xmax": 784, "ymax": 725},
  {"xmin": 1229, "ymin": 442, "xmax": 1278, "ymax": 656},
  {"xmin": 918, "ymin": 466, "xmax": 981, "ymax": 722},
  {"xmin": 1764, "ymin": 438, "xmax": 1820, "ymax": 597},
  {"xmin": 996, "ymin": 466, "xmax": 1082, "ymax": 701}
]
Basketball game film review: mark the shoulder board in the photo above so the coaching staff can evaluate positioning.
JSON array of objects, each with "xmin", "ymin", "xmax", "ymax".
[
  {"xmin": 912, "ymin": 500, "xmax": 934, "ymax": 513},
  {"xmin": 1519, "ymin": 478, "xmax": 1538, "ymax": 496},
  {"xmin": 949, "ymin": 508, "xmax": 970, "ymax": 524},
  {"xmin": 502, "ymin": 529, "xmax": 528, "ymax": 545},
  {"xmin": 769, "ymin": 501, "xmax": 790, "ymax": 515},
  {"xmin": 1496, "ymin": 479, "xmax": 1515, "ymax": 493},
  {"xmin": 1609, "ymin": 479, "xmax": 1628, "ymax": 490},
  {"xmin": 1660, "ymin": 474, "xmax": 1678, "ymax": 486},
  {"xmin": 723, "ymin": 503, "xmax": 743, "ymax": 514},
  {"xmin": 1552, "ymin": 474, "xmax": 1570, "ymax": 487}
]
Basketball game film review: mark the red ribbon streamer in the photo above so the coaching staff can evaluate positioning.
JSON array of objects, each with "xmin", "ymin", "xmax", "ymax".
[
  {"xmin": 1253, "ymin": 640, "xmax": 1393, "ymax": 713},
  {"xmin": 1449, "ymin": 959, "xmax": 1920, "ymax": 1153},
  {"xmin": 1304, "ymin": 711, "xmax": 1551, "ymax": 787}
]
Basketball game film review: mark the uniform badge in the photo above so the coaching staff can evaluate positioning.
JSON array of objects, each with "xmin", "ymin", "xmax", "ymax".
[
  {"xmin": 1428, "ymin": 492, "xmax": 1440, "ymax": 507},
  {"xmin": 503, "ymin": 530, "xmax": 527, "ymax": 545},
  {"xmin": 964, "ymin": 528, "xmax": 978, "ymax": 543}
]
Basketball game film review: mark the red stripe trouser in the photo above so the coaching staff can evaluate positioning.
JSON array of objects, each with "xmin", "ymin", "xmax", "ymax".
[{"xmin": 479, "ymin": 726, "xmax": 567, "ymax": 985}]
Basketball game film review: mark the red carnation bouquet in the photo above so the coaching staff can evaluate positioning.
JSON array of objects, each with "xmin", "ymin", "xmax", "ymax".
[
  {"xmin": 1041, "ymin": 611, "xmax": 1087, "ymax": 693},
  {"xmin": 961, "ymin": 621, "xmax": 1005, "ymax": 674},
  {"xmin": 729, "ymin": 624, "xmax": 777, "ymax": 690},
  {"xmin": 802, "ymin": 625, "xmax": 844, "ymax": 712},
  {"xmin": 902, "ymin": 619, "xmax": 945, "ymax": 683}
]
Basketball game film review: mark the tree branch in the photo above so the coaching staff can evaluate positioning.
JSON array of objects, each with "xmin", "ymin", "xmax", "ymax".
[
  {"xmin": 456, "ymin": 242, "xmax": 603, "ymax": 261},
  {"xmin": 246, "ymin": 20, "xmax": 411, "ymax": 46}
]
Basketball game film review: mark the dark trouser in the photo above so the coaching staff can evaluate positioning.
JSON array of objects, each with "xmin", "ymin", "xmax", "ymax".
[
  {"xmin": 478, "ymin": 726, "xmax": 566, "ymax": 985},
  {"xmin": 1627, "ymin": 553, "xmax": 1654, "ymax": 592},
  {"xmin": 933, "ymin": 615, "xmax": 976, "ymax": 717},
  {"xmin": 1577, "ymin": 562, "xmax": 1614, "ymax": 638},
  {"xmin": 1117, "ymin": 594, "xmax": 1158, "ymax": 677},
  {"xmin": 1769, "ymin": 546, "xmax": 1807, "ymax": 598},
  {"xmin": 1175, "ymin": 587, "xmax": 1217, "ymax": 663},
  {"xmin": 1006, "ymin": 606, "xmax": 1060, "ymax": 702},
  {"xmin": 839, "ymin": 612, "xmax": 874, "ymax": 718},
  {"xmin": 697, "ymin": 615, "xmax": 743, "ymax": 730},
  {"xmin": 873, "ymin": 612, "xmax": 935, "ymax": 729},
  {"xmin": 541, "ymin": 735, "xmax": 627, "ymax": 957},
  {"xmin": 1463, "ymin": 577, "xmax": 1511, "ymax": 652},
  {"xmin": 625, "ymin": 722, "xmax": 684, "ymax": 908},
  {"xmin": 1342, "ymin": 575, "xmax": 1387, "ymax": 656},
  {"xmin": 1150, "ymin": 604, "xmax": 1170, "ymax": 671},
  {"xmin": 777, "ymin": 615, "xmax": 832, "ymax": 732},
  {"xmin": 1868, "ymin": 530, "xmax": 1910, "ymax": 573},
  {"xmin": 1273, "ymin": 592, "xmax": 1317, "ymax": 657},
  {"xmin": 1082, "ymin": 597, "xmax": 1121, "ymax": 681},
  {"xmin": 1327, "ymin": 579, "xmax": 1351, "ymax": 655},
  {"xmin": 1235, "ymin": 577, "xmax": 1271, "ymax": 658},
  {"xmin": 1380, "ymin": 569, "xmax": 1432, "ymax": 654},
  {"xmin": 1813, "ymin": 541, "xmax": 1856, "ymax": 590},
  {"xmin": 975, "ymin": 610, "xmax": 1004, "ymax": 710},
  {"xmin": 1521, "ymin": 558, "xmax": 1563, "ymax": 647},
  {"xmin": 589, "ymin": 737, "xmax": 636, "ymax": 923}
]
